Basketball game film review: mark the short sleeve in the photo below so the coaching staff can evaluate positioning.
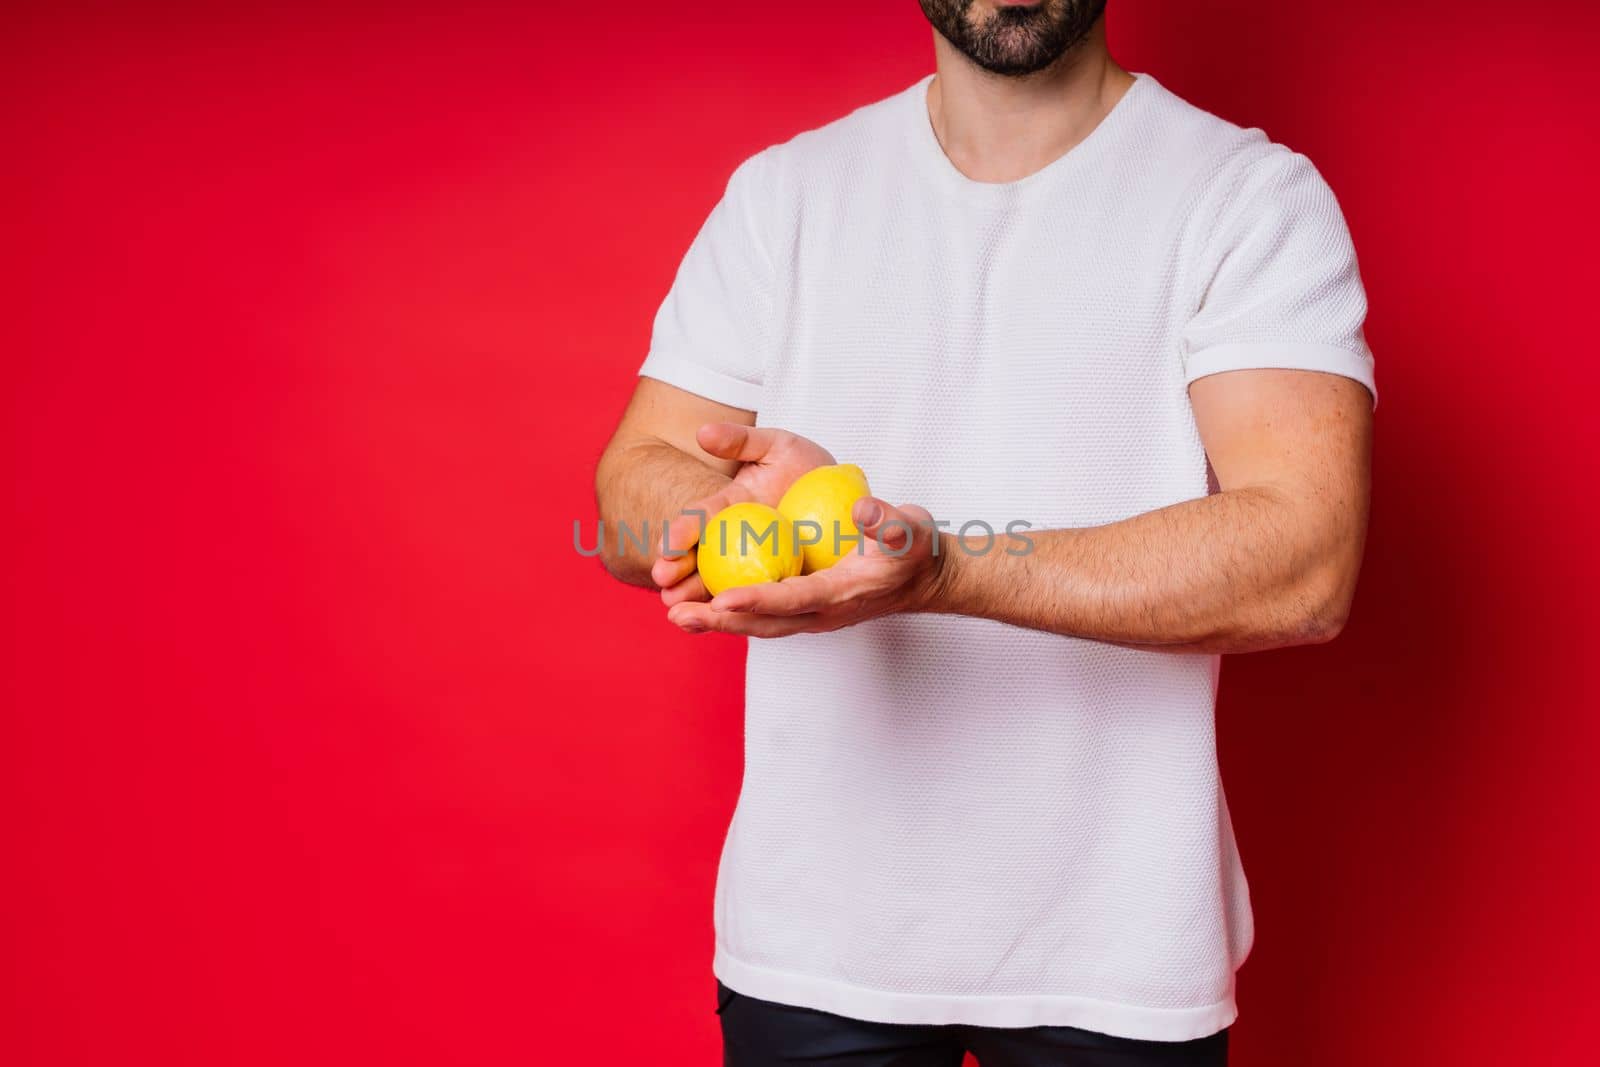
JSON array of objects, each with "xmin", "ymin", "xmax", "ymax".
[
  {"xmin": 637, "ymin": 149, "xmax": 777, "ymax": 412},
  {"xmin": 1181, "ymin": 149, "xmax": 1377, "ymax": 407}
]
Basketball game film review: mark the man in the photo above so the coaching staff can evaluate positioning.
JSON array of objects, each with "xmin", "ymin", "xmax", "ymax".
[{"xmin": 595, "ymin": 1, "xmax": 1373, "ymax": 1063}]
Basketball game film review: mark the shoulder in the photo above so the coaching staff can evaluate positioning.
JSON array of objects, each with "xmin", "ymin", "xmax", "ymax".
[
  {"xmin": 773, "ymin": 79, "xmax": 918, "ymax": 164},
  {"xmin": 1130, "ymin": 77, "xmax": 1351, "ymax": 252},
  {"xmin": 1130, "ymin": 77, "xmax": 1300, "ymax": 198},
  {"xmin": 723, "ymin": 78, "xmax": 925, "ymax": 201}
]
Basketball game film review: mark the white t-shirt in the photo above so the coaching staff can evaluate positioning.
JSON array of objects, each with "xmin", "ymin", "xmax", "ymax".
[{"xmin": 638, "ymin": 72, "xmax": 1374, "ymax": 1042}]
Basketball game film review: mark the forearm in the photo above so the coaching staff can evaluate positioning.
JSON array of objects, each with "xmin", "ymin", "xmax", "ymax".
[
  {"xmin": 594, "ymin": 438, "xmax": 730, "ymax": 588},
  {"xmin": 924, "ymin": 486, "xmax": 1363, "ymax": 653}
]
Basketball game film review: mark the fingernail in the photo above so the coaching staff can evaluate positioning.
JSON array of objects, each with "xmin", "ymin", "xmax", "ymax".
[
  {"xmin": 859, "ymin": 501, "xmax": 882, "ymax": 526},
  {"xmin": 681, "ymin": 621, "xmax": 705, "ymax": 634}
]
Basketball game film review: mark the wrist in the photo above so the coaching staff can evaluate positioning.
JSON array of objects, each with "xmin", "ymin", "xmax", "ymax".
[{"xmin": 910, "ymin": 532, "xmax": 963, "ymax": 614}]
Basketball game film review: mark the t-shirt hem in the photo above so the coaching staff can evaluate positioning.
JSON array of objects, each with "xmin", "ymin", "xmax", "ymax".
[
  {"xmin": 638, "ymin": 350, "xmax": 763, "ymax": 412},
  {"xmin": 1184, "ymin": 340, "xmax": 1378, "ymax": 409},
  {"xmin": 712, "ymin": 944, "xmax": 1238, "ymax": 1042}
]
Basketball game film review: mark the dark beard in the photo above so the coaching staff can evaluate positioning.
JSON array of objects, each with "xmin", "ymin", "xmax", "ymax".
[{"xmin": 918, "ymin": 0, "xmax": 1108, "ymax": 77}]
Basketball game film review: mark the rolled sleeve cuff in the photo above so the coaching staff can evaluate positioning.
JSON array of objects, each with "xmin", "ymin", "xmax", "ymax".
[
  {"xmin": 1184, "ymin": 341, "xmax": 1377, "ymax": 409},
  {"xmin": 637, "ymin": 350, "xmax": 763, "ymax": 412}
]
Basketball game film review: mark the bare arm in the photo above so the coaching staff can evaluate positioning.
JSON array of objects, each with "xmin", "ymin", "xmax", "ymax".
[
  {"xmin": 595, "ymin": 378, "xmax": 837, "ymax": 594},
  {"xmin": 594, "ymin": 378, "xmax": 749, "ymax": 588},
  {"xmin": 671, "ymin": 368, "xmax": 1373, "ymax": 653},
  {"xmin": 929, "ymin": 370, "xmax": 1372, "ymax": 651}
]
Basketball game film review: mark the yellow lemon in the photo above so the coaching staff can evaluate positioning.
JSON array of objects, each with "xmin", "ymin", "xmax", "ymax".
[
  {"xmin": 697, "ymin": 502, "xmax": 803, "ymax": 596},
  {"xmin": 777, "ymin": 463, "xmax": 872, "ymax": 573}
]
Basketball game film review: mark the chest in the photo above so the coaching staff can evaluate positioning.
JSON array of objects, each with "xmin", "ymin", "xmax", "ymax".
[{"xmin": 759, "ymin": 195, "xmax": 1208, "ymax": 526}]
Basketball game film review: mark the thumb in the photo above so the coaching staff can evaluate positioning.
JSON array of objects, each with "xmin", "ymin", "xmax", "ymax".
[{"xmin": 697, "ymin": 423, "xmax": 781, "ymax": 463}]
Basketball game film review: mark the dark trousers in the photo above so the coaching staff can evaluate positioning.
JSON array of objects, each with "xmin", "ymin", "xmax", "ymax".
[{"xmin": 716, "ymin": 980, "xmax": 1228, "ymax": 1067}]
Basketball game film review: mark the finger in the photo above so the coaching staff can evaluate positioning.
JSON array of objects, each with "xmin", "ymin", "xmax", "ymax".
[
  {"xmin": 660, "ymin": 571, "xmax": 709, "ymax": 607},
  {"xmin": 652, "ymin": 548, "xmax": 697, "ymax": 590},
  {"xmin": 662, "ymin": 487, "xmax": 735, "ymax": 553},
  {"xmin": 852, "ymin": 498, "xmax": 934, "ymax": 556},
  {"xmin": 696, "ymin": 423, "xmax": 787, "ymax": 463},
  {"xmin": 669, "ymin": 600, "xmax": 823, "ymax": 638},
  {"xmin": 652, "ymin": 486, "xmax": 747, "ymax": 587},
  {"xmin": 710, "ymin": 573, "xmax": 839, "ymax": 617}
]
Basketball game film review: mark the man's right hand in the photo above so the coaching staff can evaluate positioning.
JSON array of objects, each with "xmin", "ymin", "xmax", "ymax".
[{"xmin": 652, "ymin": 423, "xmax": 835, "ymax": 605}]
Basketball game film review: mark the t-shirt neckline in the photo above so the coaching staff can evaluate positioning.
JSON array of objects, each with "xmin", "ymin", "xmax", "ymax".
[{"xmin": 904, "ymin": 70, "xmax": 1154, "ymax": 206}]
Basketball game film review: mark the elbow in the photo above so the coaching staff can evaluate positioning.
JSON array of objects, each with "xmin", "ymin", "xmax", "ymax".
[
  {"xmin": 591, "ymin": 513, "xmax": 653, "ymax": 590},
  {"xmin": 595, "ymin": 537, "xmax": 626, "ymax": 583},
  {"xmin": 592, "ymin": 531, "xmax": 653, "ymax": 591},
  {"xmin": 592, "ymin": 464, "xmax": 638, "ymax": 587},
  {"xmin": 592, "ymin": 447, "xmax": 673, "ymax": 591},
  {"xmin": 1290, "ymin": 566, "xmax": 1360, "ymax": 646},
  {"xmin": 1227, "ymin": 559, "xmax": 1360, "ymax": 652},
  {"xmin": 1301, "ymin": 597, "xmax": 1349, "ymax": 645},
  {"xmin": 599, "ymin": 540, "xmax": 656, "ymax": 590},
  {"xmin": 591, "ymin": 514, "xmax": 660, "ymax": 592}
]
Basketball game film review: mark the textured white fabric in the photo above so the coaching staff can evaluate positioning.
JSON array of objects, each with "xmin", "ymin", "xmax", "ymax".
[{"xmin": 639, "ymin": 72, "xmax": 1373, "ymax": 1041}]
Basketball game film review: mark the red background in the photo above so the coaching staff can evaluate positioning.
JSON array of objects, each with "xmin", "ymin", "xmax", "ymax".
[{"xmin": 6, "ymin": 2, "xmax": 1598, "ymax": 1064}]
